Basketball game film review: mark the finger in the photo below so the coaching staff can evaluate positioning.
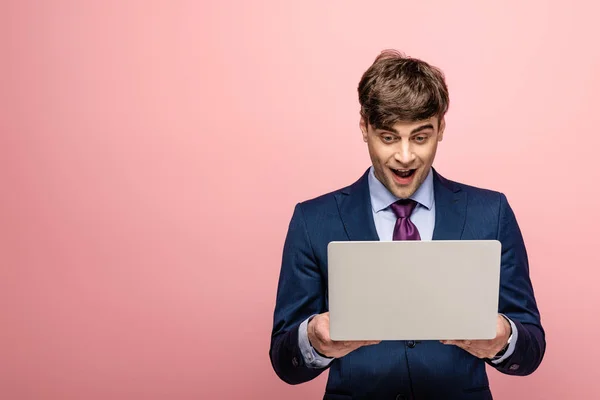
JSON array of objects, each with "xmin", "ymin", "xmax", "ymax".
[
  {"xmin": 446, "ymin": 340, "xmax": 472, "ymax": 346},
  {"xmin": 469, "ymin": 339, "xmax": 493, "ymax": 347},
  {"xmin": 345, "ymin": 340, "xmax": 371, "ymax": 348},
  {"xmin": 440, "ymin": 341, "xmax": 489, "ymax": 359},
  {"xmin": 357, "ymin": 340, "xmax": 381, "ymax": 347},
  {"xmin": 315, "ymin": 329, "xmax": 331, "ymax": 345},
  {"xmin": 457, "ymin": 344, "xmax": 492, "ymax": 359},
  {"xmin": 448, "ymin": 341, "xmax": 472, "ymax": 351},
  {"xmin": 441, "ymin": 340, "xmax": 460, "ymax": 345},
  {"xmin": 456, "ymin": 341, "xmax": 493, "ymax": 353},
  {"xmin": 336, "ymin": 340, "xmax": 379, "ymax": 351},
  {"xmin": 440, "ymin": 339, "xmax": 494, "ymax": 358},
  {"xmin": 315, "ymin": 319, "xmax": 331, "ymax": 342}
]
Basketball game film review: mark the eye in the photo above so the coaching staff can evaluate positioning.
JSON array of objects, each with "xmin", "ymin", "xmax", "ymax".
[
  {"xmin": 382, "ymin": 135, "xmax": 396, "ymax": 143},
  {"xmin": 414, "ymin": 135, "xmax": 428, "ymax": 143}
]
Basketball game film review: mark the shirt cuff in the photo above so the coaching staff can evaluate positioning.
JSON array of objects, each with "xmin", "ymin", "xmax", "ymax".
[
  {"xmin": 491, "ymin": 315, "xmax": 518, "ymax": 364},
  {"xmin": 298, "ymin": 315, "xmax": 335, "ymax": 368}
]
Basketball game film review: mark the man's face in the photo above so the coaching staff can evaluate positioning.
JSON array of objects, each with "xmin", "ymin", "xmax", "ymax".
[{"xmin": 360, "ymin": 116, "xmax": 445, "ymax": 199}]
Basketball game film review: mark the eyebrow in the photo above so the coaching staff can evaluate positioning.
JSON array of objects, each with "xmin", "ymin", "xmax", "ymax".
[{"xmin": 378, "ymin": 123, "xmax": 435, "ymax": 135}]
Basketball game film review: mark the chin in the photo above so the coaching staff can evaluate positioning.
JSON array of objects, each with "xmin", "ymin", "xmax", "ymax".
[
  {"xmin": 393, "ymin": 187, "xmax": 416, "ymax": 199},
  {"xmin": 387, "ymin": 175, "xmax": 418, "ymax": 198}
]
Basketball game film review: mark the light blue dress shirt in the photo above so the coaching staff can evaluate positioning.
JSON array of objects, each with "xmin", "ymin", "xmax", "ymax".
[{"xmin": 298, "ymin": 167, "xmax": 517, "ymax": 368}]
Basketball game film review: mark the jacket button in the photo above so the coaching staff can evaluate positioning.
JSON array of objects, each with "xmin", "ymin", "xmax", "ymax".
[
  {"xmin": 292, "ymin": 357, "xmax": 299, "ymax": 367},
  {"xmin": 407, "ymin": 340, "xmax": 416, "ymax": 348},
  {"xmin": 396, "ymin": 395, "xmax": 407, "ymax": 400},
  {"xmin": 509, "ymin": 363, "xmax": 520, "ymax": 371}
]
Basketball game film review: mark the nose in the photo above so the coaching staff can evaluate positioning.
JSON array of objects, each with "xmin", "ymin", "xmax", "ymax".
[{"xmin": 394, "ymin": 141, "xmax": 416, "ymax": 165}]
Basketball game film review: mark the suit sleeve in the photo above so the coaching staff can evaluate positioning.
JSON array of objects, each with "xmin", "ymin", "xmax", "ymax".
[
  {"xmin": 488, "ymin": 193, "xmax": 546, "ymax": 376},
  {"xmin": 269, "ymin": 203, "xmax": 330, "ymax": 384}
]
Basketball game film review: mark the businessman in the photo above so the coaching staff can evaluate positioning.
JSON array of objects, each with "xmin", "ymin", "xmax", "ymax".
[{"xmin": 269, "ymin": 50, "xmax": 545, "ymax": 400}]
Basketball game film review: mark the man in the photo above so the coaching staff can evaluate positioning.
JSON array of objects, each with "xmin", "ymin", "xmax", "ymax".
[{"xmin": 269, "ymin": 50, "xmax": 545, "ymax": 400}]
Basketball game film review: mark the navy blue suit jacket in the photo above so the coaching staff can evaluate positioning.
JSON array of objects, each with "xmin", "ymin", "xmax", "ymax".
[{"xmin": 270, "ymin": 168, "xmax": 545, "ymax": 400}]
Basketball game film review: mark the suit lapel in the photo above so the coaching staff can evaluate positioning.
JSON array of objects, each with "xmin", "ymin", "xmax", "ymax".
[
  {"xmin": 336, "ymin": 168, "xmax": 466, "ymax": 241},
  {"xmin": 336, "ymin": 169, "xmax": 380, "ymax": 241},
  {"xmin": 432, "ymin": 169, "xmax": 467, "ymax": 240}
]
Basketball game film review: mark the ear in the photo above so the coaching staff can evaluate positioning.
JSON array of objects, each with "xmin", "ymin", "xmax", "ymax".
[
  {"xmin": 437, "ymin": 117, "xmax": 446, "ymax": 142},
  {"xmin": 359, "ymin": 116, "xmax": 368, "ymax": 142}
]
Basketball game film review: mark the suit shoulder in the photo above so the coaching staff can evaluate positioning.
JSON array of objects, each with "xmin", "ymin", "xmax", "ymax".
[
  {"xmin": 285, "ymin": 188, "xmax": 345, "ymax": 236},
  {"xmin": 296, "ymin": 185, "xmax": 347, "ymax": 214},
  {"xmin": 445, "ymin": 177, "xmax": 506, "ymax": 204}
]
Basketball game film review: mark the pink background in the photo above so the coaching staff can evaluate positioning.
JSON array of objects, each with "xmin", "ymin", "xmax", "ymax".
[{"xmin": 1, "ymin": 1, "xmax": 599, "ymax": 399}]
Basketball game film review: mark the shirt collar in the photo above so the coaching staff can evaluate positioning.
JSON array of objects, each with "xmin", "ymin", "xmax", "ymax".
[{"xmin": 368, "ymin": 166, "xmax": 434, "ymax": 213}]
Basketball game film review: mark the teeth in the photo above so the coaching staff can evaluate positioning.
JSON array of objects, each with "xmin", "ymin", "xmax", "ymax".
[{"xmin": 393, "ymin": 168, "xmax": 413, "ymax": 178}]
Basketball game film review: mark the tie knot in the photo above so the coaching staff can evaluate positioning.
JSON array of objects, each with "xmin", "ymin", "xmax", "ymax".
[{"xmin": 390, "ymin": 199, "xmax": 418, "ymax": 218}]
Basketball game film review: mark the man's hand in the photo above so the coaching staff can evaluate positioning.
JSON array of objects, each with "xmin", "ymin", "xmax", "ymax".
[
  {"xmin": 307, "ymin": 312, "xmax": 381, "ymax": 358},
  {"xmin": 441, "ymin": 314, "xmax": 512, "ymax": 359}
]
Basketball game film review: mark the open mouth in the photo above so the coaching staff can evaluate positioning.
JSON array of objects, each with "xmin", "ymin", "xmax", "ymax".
[
  {"xmin": 390, "ymin": 168, "xmax": 417, "ymax": 184},
  {"xmin": 391, "ymin": 168, "xmax": 416, "ymax": 178}
]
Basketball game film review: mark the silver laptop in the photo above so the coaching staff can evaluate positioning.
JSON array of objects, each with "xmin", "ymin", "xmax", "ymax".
[{"xmin": 328, "ymin": 240, "xmax": 501, "ymax": 341}]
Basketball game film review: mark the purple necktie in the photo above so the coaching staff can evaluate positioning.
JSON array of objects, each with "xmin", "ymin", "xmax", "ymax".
[{"xmin": 390, "ymin": 199, "xmax": 421, "ymax": 241}]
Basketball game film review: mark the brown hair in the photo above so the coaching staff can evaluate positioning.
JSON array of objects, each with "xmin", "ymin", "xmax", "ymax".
[{"xmin": 358, "ymin": 50, "xmax": 449, "ymax": 129}]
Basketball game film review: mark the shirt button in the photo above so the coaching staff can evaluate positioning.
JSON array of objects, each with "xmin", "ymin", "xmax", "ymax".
[
  {"xmin": 292, "ymin": 357, "xmax": 299, "ymax": 367},
  {"xmin": 509, "ymin": 363, "xmax": 520, "ymax": 371},
  {"xmin": 407, "ymin": 340, "xmax": 416, "ymax": 348}
]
